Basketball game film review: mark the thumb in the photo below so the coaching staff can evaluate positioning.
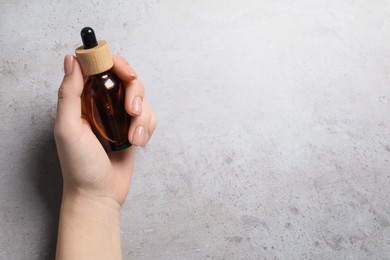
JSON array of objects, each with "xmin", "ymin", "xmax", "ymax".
[{"xmin": 55, "ymin": 55, "xmax": 85, "ymax": 133}]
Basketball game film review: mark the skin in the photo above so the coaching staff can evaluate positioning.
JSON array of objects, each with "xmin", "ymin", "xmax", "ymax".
[{"xmin": 54, "ymin": 55, "xmax": 157, "ymax": 260}]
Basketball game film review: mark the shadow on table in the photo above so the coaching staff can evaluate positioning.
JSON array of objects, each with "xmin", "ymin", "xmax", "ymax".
[{"xmin": 30, "ymin": 129, "xmax": 62, "ymax": 260}]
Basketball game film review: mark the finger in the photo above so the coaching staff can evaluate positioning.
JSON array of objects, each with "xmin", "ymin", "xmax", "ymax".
[
  {"xmin": 111, "ymin": 55, "xmax": 143, "ymax": 116},
  {"xmin": 112, "ymin": 55, "xmax": 137, "ymax": 81},
  {"xmin": 55, "ymin": 55, "xmax": 84, "ymax": 135},
  {"xmin": 144, "ymin": 99, "xmax": 157, "ymax": 142},
  {"xmin": 148, "ymin": 111, "xmax": 157, "ymax": 139},
  {"xmin": 124, "ymin": 79, "xmax": 145, "ymax": 116},
  {"xmin": 141, "ymin": 111, "xmax": 157, "ymax": 146},
  {"xmin": 128, "ymin": 99, "xmax": 157, "ymax": 147}
]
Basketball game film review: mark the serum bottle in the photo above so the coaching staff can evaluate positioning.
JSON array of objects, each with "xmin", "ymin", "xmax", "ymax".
[{"xmin": 76, "ymin": 27, "xmax": 131, "ymax": 152}]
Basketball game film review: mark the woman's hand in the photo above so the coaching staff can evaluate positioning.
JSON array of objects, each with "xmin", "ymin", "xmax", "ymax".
[
  {"xmin": 54, "ymin": 54, "xmax": 156, "ymax": 206},
  {"xmin": 54, "ymin": 55, "xmax": 156, "ymax": 260}
]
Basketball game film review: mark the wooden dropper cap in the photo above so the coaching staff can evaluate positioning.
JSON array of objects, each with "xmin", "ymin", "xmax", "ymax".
[{"xmin": 75, "ymin": 27, "xmax": 113, "ymax": 76}]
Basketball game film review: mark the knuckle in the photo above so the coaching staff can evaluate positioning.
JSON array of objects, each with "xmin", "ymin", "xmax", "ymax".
[
  {"xmin": 150, "ymin": 115, "xmax": 157, "ymax": 129},
  {"xmin": 57, "ymin": 85, "xmax": 68, "ymax": 100},
  {"xmin": 135, "ymin": 80, "xmax": 145, "ymax": 96}
]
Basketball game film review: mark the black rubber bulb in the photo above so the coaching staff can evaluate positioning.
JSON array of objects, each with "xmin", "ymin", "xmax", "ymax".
[{"xmin": 81, "ymin": 27, "xmax": 98, "ymax": 49}]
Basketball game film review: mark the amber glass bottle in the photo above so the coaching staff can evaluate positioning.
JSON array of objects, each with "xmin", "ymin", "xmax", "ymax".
[{"xmin": 76, "ymin": 27, "xmax": 131, "ymax": 152}]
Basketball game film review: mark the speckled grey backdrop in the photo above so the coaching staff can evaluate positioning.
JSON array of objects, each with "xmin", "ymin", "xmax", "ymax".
[{"xmin": 1, "ymin": 0, "xmax": 390, "ymax": 259}]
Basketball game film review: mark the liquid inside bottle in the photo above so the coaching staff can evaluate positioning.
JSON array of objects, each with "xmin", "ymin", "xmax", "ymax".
[{"xmin": 82, "ymin": 69, "xmax": 131, "ymax": 152}]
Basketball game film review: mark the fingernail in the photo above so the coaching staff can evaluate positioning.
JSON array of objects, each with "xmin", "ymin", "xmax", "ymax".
[
  {"xmin": 128, "ymin": 68, "xmax": 137, "ymax": 80},
  {"xmin": 133, "ymin": 126, "xmax": 146, "ymax": 146},
  {"xmin": 132, "ymin": 96, "xmax": 142, "ymax": 116},
  {"xmin": 64, "ymin": 55, "xmax": 74, "ymax": 76}
]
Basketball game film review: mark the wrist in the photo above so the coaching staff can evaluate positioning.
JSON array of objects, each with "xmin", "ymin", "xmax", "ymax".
[
  {"xmin": 61, "ymin": 188, "xmax": 121, "ymax": 218},
  {"xmin": 56, "ymin": 189, "xmax": 122, "ymax": 260}
]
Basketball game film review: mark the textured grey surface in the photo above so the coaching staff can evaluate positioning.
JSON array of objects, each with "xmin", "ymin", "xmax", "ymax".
[{"xmin": 1, "ymin": 0, "xmax": 390, "ymax": 259}]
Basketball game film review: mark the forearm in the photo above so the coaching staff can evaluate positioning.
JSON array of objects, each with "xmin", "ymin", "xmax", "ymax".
[{"xmin": 56, "ymin": 190, "xmax": 122, "ymax": 260}]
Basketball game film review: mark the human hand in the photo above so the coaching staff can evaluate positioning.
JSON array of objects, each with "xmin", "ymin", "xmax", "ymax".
[{"xmin": 54, "ymin": 55, "xmax": 157, "ymax": 207}]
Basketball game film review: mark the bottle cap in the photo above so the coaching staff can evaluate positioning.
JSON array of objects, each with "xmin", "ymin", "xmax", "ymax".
[{"xmin": 75, "ymin": 27, "xmax": 113, "ymax": 76}]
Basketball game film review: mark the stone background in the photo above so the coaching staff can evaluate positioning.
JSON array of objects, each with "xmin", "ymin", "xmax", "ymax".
[{"xmin": 1, "ymin": 0, "xmax": 390, "ymax": 259}]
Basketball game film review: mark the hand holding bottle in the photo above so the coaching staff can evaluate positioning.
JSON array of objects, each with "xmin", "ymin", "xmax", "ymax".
[
  {"xmin": 54, "ymin": 55, "xmax": 157, "ymax": 259},
  {"xmin": 55, "ymin": 54, "xmax": 156, "ymax": 204}
]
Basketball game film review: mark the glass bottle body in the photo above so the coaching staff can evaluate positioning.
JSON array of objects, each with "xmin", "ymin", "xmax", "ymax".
[{"xmin": 82, "ymin": 69, "xmax": 131, "ymax": 152}]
